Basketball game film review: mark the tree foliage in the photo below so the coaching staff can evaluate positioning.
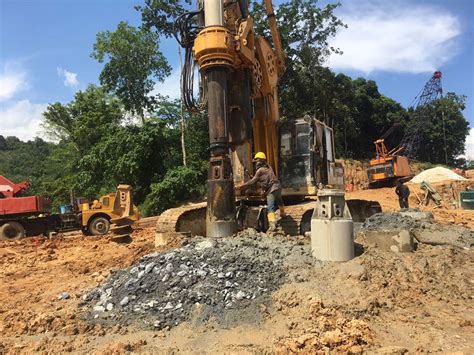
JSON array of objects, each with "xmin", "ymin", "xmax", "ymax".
[
  {"xmin": 0, "ymin": 137, "xmax": 77, "ymax": 210},
  {"xmin": 9, "ymin": 86, "xmax": 209, "ymax": 216},
  {"xmin": 252, "ymin": 0, "xmax": 345, "ymax": 66},
  {"xmin": 42, "ymin": 85, "xmax": 123, "ymax": 155},
  {"xmin": 76, "ymin": 120, "xmax": 182, "ymax": 202},
  {"xmin": 413, "ymin": 93, "xmax": 469, "ymax": 164},
  {"xmin": 141, "ymin": 164, "xmax": 207, "ymax": 217},
  {"xmin": 136, "ymin": 0, "xmax": 192, "ymax": 37},
  {"xmin": 92, "ymin": 22, "xmax": 171, "ymax": 119}
]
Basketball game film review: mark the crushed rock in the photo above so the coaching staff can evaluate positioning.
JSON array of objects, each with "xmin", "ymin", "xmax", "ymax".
[
  {"xmin": 81, "ymin": 229, "xmax": 317, "ymax": 330},
  {"xmin": 360, "ymin": 210, "xmax": 473, "ymax": 249},
  {"xmin": 361, "ymin": 210, "xmax": 430, "ymax": 232}
]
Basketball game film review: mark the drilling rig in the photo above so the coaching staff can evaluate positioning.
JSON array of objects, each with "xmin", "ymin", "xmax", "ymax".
[
  {"xmin": 366, "ymin": 123, "xmax": 413, "ymax": 188},
  {"xmin": 156, "ymin": 0, "xmax": 380, "ymax": 238},
  {"xmin": 174, "ymin": 0, "xmax": 287, "ymax": 238}
]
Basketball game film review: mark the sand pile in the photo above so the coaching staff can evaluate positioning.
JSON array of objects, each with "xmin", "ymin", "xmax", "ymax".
[{"xmin": 411, "ymin": 167, "xmax": 467, "ymax": 184}]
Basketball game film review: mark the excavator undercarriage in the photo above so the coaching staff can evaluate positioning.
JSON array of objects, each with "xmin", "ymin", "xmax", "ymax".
[{"xmin": 156, "ymin": 198, "xmax": 381, "ymax": 238}]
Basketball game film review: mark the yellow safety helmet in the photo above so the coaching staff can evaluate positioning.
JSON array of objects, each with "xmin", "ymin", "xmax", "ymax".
[{"xmin": 253, "ymin": 152, "xmax": 267, "ymax": 161}]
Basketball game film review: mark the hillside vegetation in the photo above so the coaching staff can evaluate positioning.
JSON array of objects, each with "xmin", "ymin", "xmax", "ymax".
[{"xmin": 0, "ymin": 0, "xmax": 469, "ymax": 215}]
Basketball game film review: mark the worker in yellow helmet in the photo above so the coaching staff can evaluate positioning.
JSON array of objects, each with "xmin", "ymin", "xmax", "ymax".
[{"xmin": 237, "ymin": 152, "xmax": 285, "ymax": 231}]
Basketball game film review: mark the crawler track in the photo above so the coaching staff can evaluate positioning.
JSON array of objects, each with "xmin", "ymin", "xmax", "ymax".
[{"xmin": 155, "ymin": 200, "xmax": 382, "ymax": 237}]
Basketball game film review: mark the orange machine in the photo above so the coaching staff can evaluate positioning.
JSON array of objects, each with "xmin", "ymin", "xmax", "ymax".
[{"xmin": 367, "ymin": 139, "xmax": 413, "ymax": 188}]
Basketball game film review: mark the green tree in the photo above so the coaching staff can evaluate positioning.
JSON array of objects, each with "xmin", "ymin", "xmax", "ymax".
[
  {"xmin": 92, "ymin": 22, "xmax": 171, "ymax": 120},
  {"xmin": 413, "ymin": 93, "xmax": 469, "ymax": 164},
  {"xmin": 42, "ymin": 85, "xmax": 123, "ymax": 155},
  {"xmin": 137, "ymin": 0, "xmax": 192, "ymax": 37},
  {"xmin": 152, "ymin": 98, "xmax": 209, "ymax": 164},
  {"xmin": 251, "ymin": 0, "xmax": 345, "ymax": 66},
  {"xmin": 76, "ymin": 119, "xmax": 181, "ymax": 202},
  {"xmin": 347, "ymin": 78, "xmax": 408, "ymax": 159},
  {"xmin": 251, "ymin": 0, "xmax": 345, "ymax": 117},
  {"xmin": 0, "ymin": 137, "xmax": 53, "ymax": 186},
  {"xmin": 141, "ymin": 164, "xmax": 206, "ymax": 217}
]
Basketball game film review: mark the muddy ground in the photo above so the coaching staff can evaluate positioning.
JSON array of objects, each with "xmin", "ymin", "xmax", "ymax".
[{"xmin": 1, "ymin": 186, "xmax": 473, "ymax": 353}]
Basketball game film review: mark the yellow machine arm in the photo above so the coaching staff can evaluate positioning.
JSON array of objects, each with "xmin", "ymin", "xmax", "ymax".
[
  {"xmin": 183, "ymin": 0, "xmax": 285, "ymax": 237},
  {"xmin": 252, "ymin": 0, "xmax": 285, "ymax": 177},
  {"xmin": 263, "ymin": 0, "xmax": 285, "ymax": 75}
]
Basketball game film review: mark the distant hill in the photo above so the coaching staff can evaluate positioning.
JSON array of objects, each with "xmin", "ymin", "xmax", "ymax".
[{"xmin": 0, "ymin": 135, "xmax": 54, "ymax": 186}]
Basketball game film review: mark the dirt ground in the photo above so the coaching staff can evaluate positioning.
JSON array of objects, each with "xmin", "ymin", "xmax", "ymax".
[
  {"xmin": 1, "ymin": 186, "xmax": 473, "ymax": 353},
  {"xmin": 347, "ymin": 183, "xmax": 474, "ymax": 229}
]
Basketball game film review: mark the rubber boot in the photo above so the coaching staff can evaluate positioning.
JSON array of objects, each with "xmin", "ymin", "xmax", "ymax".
[
  {"xmin": 279, "ymin": 205, "xmax": 286, "ymax": 218},
  {"xmin": 267, "ymin": 212, "xmax": 277, "ymax": 232}
]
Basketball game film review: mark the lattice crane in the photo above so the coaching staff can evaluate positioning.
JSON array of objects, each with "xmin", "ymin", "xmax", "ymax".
[{"xmin": 400, "ymin": 71, "xmax": 444, "ymax": 159}]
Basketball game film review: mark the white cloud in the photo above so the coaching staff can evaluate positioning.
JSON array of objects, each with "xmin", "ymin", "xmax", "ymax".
[
  {"xmin": 328, "ymin": 1, "xmax": 462, "ymax": 73},
  {"xmin": 464, "ymin": 128, "xmax": 474, "ymax": 160},
  {"xmin": 0, "ymin": 63, "xmax": 27, "ymax": 101},
  {"xmin": 57, "ymin": 67, "xmax": 79, "ymax": 87},
  {"xmin": 0, "ymin": 100, "xmax": 47, "ymax": 141},
  {"xmin": 152, "ymin": 68, "xmax": 181, "ymax": 100}
]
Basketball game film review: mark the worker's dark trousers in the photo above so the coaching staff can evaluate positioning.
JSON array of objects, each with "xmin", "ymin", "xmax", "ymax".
[{"xmin": 399, "ymin": 197, "xmax": 409, "ymax": 209}]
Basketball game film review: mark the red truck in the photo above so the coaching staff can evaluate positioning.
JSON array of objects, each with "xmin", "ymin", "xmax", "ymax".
[
  {"xmin": 0, "ymin": 175, "xmax": 61, "ymax": 239},
  {"xmin": 0, "ymin": 175, "xmax": 139, "ymax": 240}
]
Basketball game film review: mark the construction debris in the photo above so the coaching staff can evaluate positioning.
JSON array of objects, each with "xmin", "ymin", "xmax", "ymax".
[
  {"xmin": 359, "ymin": 210, "xmax": 473, "ymax": 250},
  {"xmin": 1, "ymin": 220, "xmax": 473, "ymax": 353},
  {"xmin": 420, "ymin": 181, "xmax": 443, "ymax": 206},
  {"xmin": 81, "ymin": 229, "xmax": 316, "ymax": 330}
]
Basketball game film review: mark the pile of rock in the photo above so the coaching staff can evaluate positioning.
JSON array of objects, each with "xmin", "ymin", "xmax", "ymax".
[
  {"xmin": 358, "ymin": 210, "xmax": 473, "ymax": 250},
  {"xmin": 81, "ymin": 229, "xmax": 315, "ymax": 330},
  {"xmin": 361, "ymin": 210, "xmax": 432, "ymax": 232}
]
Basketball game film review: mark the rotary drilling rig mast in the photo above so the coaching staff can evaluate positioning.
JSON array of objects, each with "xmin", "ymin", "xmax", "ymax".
[{"xmin": 174, "ymin": 0, "xmax": 285, "ymax": 238}]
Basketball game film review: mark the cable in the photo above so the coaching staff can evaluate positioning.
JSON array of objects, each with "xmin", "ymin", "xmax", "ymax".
[{"xmin": 173, "ymin": 10, "xmax": 206, "ymax": 112}]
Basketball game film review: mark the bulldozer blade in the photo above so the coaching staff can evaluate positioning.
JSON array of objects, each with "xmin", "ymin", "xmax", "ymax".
[
  {"xmin": 110, "ymin": 225, "xmax": 133, "ymax": 235},
  {"xmin": 110, "ymin": 217, "xmax": 135, "ymax": 226},
  {"xmin": 109, "ymin": 234, "xmax": 133, "ymax": 243},
  {"xmin": 109, "ymin": 224, "xmax": 133, "ymax": 243}
]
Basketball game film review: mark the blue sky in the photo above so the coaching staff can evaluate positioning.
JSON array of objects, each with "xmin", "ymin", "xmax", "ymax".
[{"xmin": 0, "ymin": 0, "xmax": 473, "ymax": 155}]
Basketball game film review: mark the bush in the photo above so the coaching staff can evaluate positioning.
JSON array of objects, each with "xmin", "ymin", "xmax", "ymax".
[{"xmin": 141, "ymin": 164, "xmax": 207, "ymax": 217}]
